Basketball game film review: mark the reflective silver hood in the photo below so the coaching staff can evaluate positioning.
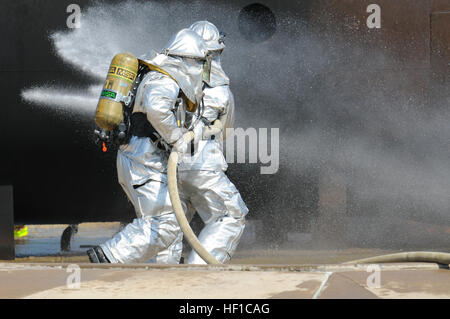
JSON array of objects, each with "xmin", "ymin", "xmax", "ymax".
[
  {"xmin": 140, "ymin": 29, "xmax": 208, "ymax": 105},
  {"xmin": 189, "ymin": 21, "xmax": 229, "ymax": 87},
  {"xmin": 189, "ymin": 21, "xmax": 225, "ymax": 52},
  {"xmin": 163, "ymin": 28, "xmax": 208, "ymax": 58}
]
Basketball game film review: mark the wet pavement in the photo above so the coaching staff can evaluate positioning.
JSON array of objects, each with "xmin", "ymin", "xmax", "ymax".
[
  {"xmin": 11, "ymin": 223, "xmax": 409, "ymax": 264},
  {"xmin": 14, "ymin": 223, "xmax": 122, "ymax": 258},
  {"xmin": 2, "ymin": 223, "xmax": 449, "ymax": 299},
  {"xmin": 0, "ymin": 262, "xmax": 448, "ymax": 299}
]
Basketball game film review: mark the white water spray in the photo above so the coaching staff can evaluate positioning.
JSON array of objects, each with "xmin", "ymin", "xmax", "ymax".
[{"xmin": 19, "ymin": 1, "xmax": 450, "ymax": 248}]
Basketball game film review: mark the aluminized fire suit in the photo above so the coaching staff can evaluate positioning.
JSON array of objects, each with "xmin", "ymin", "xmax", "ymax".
[
  {"xmin": 97, "ymin": 29, "xmax": 208, "ymax": 263},
  {"xmin": 154, "ymin": 21, "xmax": 248, "ymax": 265}
]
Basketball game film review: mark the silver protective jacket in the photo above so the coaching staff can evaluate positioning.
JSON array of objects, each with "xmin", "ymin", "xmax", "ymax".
[
  {"xmin": 140, "ymin": 28, "xmax": 208, "ymax": 106},
  {"xmin": 133, "ymin": 71, "xmax": 182, "ymax": 145},
  {"xmin": 117, "ymin": 70, "xmax": 182, "ymax": 189},
  {"xmin": 178, "ymin": 84, "xmax": 233, "ymax": 172}
]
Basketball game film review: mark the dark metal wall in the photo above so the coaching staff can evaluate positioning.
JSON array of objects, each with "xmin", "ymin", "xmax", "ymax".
[
  {"xmin": 1, "ymin": 0, "xmax": 133, "ymax": 224},
  {"xmin": 0, "ymin": 186, "xmax": 14, "ymax": 259},
  {"xmin": 0, "ymin": 1, "xmax": 448, "ymax": 249}
]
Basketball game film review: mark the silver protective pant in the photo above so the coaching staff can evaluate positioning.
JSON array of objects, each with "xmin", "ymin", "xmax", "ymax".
[
  {"xmin": 101, "ymin": 151, "xmax": 186, "ymax": 264},
  {"xmin": 155, "ymin": 169, "xmax": 248, "ymax": 264}
]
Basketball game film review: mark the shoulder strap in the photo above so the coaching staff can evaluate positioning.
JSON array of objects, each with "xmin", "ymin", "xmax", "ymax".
[{"xmin": 138, "ymin": 59, "xmax": 198, "ymax": 112}]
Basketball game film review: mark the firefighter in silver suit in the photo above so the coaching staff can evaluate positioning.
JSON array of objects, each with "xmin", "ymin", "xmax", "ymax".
[
  {"xmin": 87, "ymin": 29, "xmax": 208, "ymax": 263},
  {"xmin": 154, "ymin": 21, "xmax": 249, "ymax": 265}
]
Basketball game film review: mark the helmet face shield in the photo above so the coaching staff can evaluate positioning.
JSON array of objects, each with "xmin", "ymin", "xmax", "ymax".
[
  {"xmin": 202, "ymin": 54, "xmax": 212, "ymax": 84},
  {"xmin": 207, "ymin": 48, "xmax": 223, "ymax": 58},
  {"xmin": 188, "ymin": 21, "xmax": 229, "ymax": 87}
]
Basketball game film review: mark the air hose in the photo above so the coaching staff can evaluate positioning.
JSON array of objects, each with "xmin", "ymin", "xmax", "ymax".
[
  {"xmin": 167, "ymin": 131, "xmax": 220, "ymax": 264},
  {"xmin": 343, "ymin": 251, "xmax": 450, "ymax": 265}
]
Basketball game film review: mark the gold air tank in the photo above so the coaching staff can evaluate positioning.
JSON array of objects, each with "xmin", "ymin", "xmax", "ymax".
[{"xmin": 95, "ymin": 53, "xmax": 139, "ymax": 131}]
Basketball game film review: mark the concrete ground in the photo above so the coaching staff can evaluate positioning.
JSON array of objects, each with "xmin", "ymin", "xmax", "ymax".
[
  {"xmin": 0, "ymin": 263, "xmax": 448, "ymax": 299},
  {"xmin": 2, "ymin": 223, "xmax": 449, "ymax": 299}
]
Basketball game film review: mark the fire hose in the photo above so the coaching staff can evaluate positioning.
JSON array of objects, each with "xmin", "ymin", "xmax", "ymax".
[
  {"xmin": 167, "ymin": 120, "xmax": 224, "ymax": 265},
  {"xmin": 165, "ymin": 123, "xmax": 450, "ymax": 268},
  {"xmin": 343, "ymin": 251, "xmax": 450, "ymax": 265}
]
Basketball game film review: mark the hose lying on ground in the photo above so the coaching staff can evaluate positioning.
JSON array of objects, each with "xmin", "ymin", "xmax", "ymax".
[
  {"xmin": 167, "ymin": 132, "xmax": 220, "ymax": 265},
  {"xmin": 343, "ymin": 251, "xmax": 450, "ymax": 265}
]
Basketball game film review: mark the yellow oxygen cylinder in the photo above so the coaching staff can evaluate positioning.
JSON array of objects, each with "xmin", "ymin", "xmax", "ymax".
[{"xmin": 95, "ymin": 53, "xmax": 139, "ymax": 131}]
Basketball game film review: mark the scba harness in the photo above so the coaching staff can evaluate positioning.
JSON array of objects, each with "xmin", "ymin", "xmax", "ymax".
[{"xmin": 95, "ymin": 61, "xmax": 205, "ymax": 154}]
